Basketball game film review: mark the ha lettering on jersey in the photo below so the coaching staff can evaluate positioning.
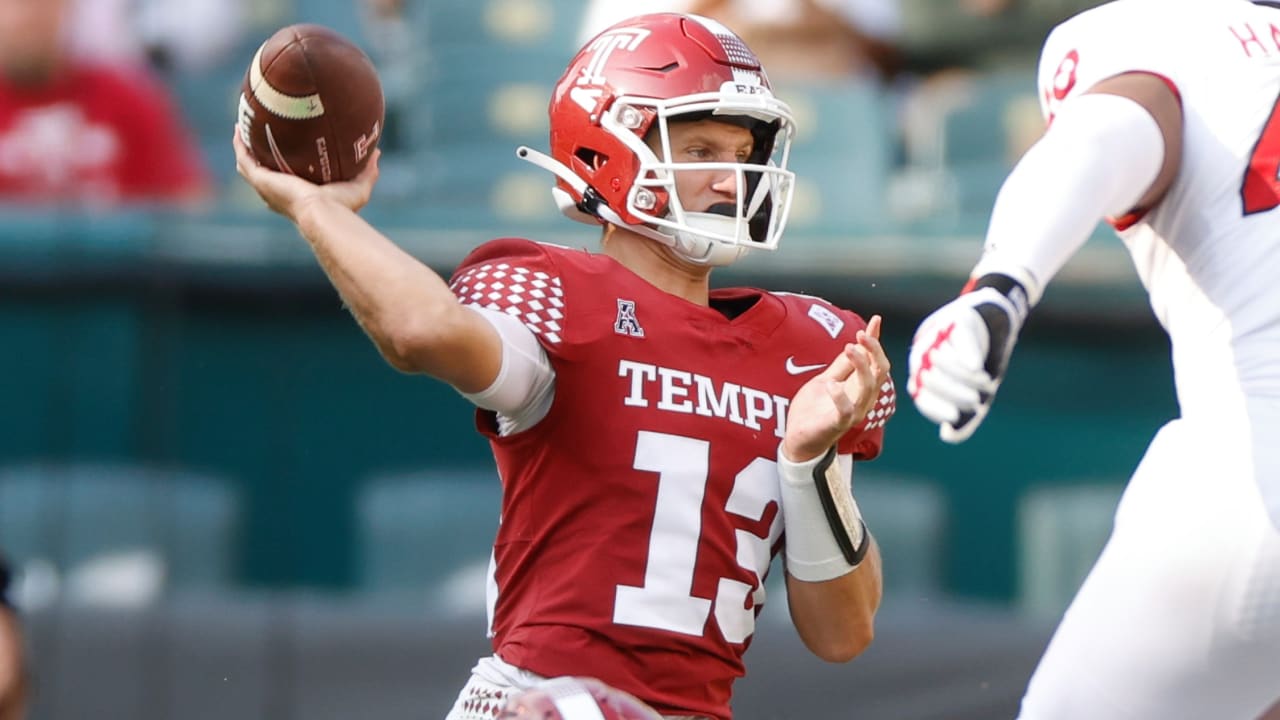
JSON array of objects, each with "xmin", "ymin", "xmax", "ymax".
[{"xmin": 618, "ymin": 359, "xmax": 790, "ymax": 439}]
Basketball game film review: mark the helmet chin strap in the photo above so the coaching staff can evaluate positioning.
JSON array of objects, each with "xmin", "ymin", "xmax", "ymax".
[
  {"xmin": 517, "ymin": 145, "xmax": 750, "ymax": 267},
  {"xmin": 673, "ymin": 210, "xmax": 750, "ymax": 267}
]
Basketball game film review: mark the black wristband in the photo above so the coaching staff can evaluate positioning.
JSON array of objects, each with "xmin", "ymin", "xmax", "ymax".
[{"xmin": 811, "ymin": 448, "xmax": 871, "ymax": 567}]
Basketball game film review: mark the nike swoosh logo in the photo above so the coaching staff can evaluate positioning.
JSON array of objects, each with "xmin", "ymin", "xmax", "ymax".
[{"xmin": 785, "ymin": 356, "xmax": 826, "ymax": 375}]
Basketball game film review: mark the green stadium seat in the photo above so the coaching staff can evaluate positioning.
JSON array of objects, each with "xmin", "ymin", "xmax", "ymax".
[
  {"xmin": 0, "ymin": 463, "xmax": 241, "ymax": 606},
  {"xmin": 940, "ymin": 70, "xmax": 1041, "ymax": 218},
  {"xmin": 418, "ymin": 0, "xmax": 585, "ymax": 53},
  {"xmin": 779, "ymin": 80, "xmax": 895, "ymax": 236},
  {"xmin": 1017, "ymin": 482, "xmax": 1125, "ymax": 620},
  {"xmin": 852, "ymin": 473, "xmax": 948, "ymax": 598},
  {"xmin": 355, "ymin": 470, "xmax": 502, "ymax": 606}
]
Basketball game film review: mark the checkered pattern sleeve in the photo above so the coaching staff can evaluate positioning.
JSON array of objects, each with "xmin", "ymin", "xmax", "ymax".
[{"xmin": 448, "ymin": 239, "xmax": 567, "ymax": 347}]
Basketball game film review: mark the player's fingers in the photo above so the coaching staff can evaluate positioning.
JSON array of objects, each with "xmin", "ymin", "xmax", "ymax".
[
  {"xmin": 940, "ymin": 407, "xmax": 986, "ymax": 444},
  {"xmin": 858, "ymin": 328, "xmax": 891, "ymax": 379},
  {"xmin": 232, "ymin": 129, "xmax": 249, "ymax": 176},
  {"xmin": 910, "ymin": 337, "xmax": 994, "ymax": 392},
  {"xmin": 866, "ymin": 314, "xmax": 882, "ymax": 340},
  {"xmin": 825, "ymin": 378, "xmax": 857, "ymax": 422},
  {"xmin": 909, "ymin": 361, "xmax": 985, "ymax": 410},
  {"xmin": 836, "ymin": 345, "xmax": 871, "ymax": 406},
  {"xmin": 358, "ymin": 150, "xmax": 381, "ymax": 183},
  {"xmin": 911, "ymin": 386, "xmax": 961, "ymax": 426},
  {"xmin": 232, "ymin": 129, "xmax": 262, "ymax": 180},
  {"xmin": 818, "ymin": 343, "xmax": 858, "ymax": 382}
]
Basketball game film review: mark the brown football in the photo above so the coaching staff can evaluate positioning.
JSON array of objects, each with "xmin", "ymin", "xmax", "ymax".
[{"xmin": 237, "ymin": 24, "xmax": 384, "ymax": 184}]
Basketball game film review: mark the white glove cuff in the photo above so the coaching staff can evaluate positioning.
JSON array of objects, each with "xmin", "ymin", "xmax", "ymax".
[{"xmin": 778, "ymin": 447, "xmax": 868, "ymax": 582}]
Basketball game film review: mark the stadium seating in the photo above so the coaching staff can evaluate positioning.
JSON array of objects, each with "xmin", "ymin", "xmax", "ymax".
[
  {"xmin": 781, "ymin": 79, "xmax": 896, "ymax": 236},
  {"xmin": 939, "ymin": 70, "xmax": 1041, "ymax": 221},
  {"xmin": 0, "ymin": 463, "xmax": 241, "ymax": 606},
  {"xmin": 355, "ymin": 470, "xmax": 501, "ymax": 609},
  {"xmin": 1016, "ymin": 481, "xmax": 1125, "ymax": 620},
  {"xmin": 855, "ymin": 473, "xmax": 947, "ymax": 599}
]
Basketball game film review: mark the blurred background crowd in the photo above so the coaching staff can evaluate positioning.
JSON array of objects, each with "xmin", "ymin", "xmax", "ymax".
[{"xmin": 0, "ymin": 0, "xmax": 1173, "ymax": 719}]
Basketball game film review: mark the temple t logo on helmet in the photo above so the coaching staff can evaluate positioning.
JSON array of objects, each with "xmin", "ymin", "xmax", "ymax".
[
  {"xmin": 569, "ymin": 28, "xmax": 652, "ymax": 117},
  {"xmin": 516, "ymin": 13, "xmax": 797, "ymax": 267}
]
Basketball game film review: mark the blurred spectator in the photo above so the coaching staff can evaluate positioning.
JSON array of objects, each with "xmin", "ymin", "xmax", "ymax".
[
  {"xmin": 0, "ymin": 556, "xmax": 25, "ymax": 720},
  {"xmin": 885, "ymin": 0, "xmax": 1103, "ymax": 224},
  {"xmin": 685, "ymin": 0, "xmax": 901, "ymax": 83},
  {"xmin": 578, "ymin": 1, "xmax": 697, "ymax": 45},
  {"xmin": 68, "ymin": 0, "xmax": 247, "ymax": 74},
  {"xmin": 358, "ymin": 0, "xmax": 420, "ymax": 155},
  {"xmin": 580, "ymin": 0, "xmax": 902, "ymax": 84},
  {"xmin": 0, "ymin": 0, "xmax": 210, "ymax": 206},
  {"xmin": 897, "ymin": 0, "xmax": 1101, "ymax": 75}
]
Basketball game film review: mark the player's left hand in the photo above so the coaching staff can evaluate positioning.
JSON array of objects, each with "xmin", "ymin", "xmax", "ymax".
[
  {"xmin": 233, "ymin": 128, "xmax": 379, "ymax": 220},
  {"xmin": 782, "ymin": 316, "xmax": 890, "ymax": 462}
]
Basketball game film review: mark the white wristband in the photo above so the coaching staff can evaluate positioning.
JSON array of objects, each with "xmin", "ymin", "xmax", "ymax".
[{"xmin": 777, "ymin": 447, "xmax": 868, "ymax": 582}]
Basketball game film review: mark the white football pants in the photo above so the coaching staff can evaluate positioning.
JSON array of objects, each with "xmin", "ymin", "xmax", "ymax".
[{"xmin": 1019, "ymin": 410, "xmax": 1280, "ymax": 719}]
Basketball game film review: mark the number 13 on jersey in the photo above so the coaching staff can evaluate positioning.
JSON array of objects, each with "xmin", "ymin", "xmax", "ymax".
[{"xmin": 614, "ymin": 430, "xmax": 783, "ymax": 644}]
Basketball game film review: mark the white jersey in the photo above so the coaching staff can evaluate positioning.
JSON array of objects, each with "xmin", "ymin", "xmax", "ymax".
[
  {"xmin": 1038, "ymin": 0, "xmax": 1280, "ymax": 416},
  {"xmin": 1014, "ymin": 6, "xmax": 1280, "ymax": 718}
]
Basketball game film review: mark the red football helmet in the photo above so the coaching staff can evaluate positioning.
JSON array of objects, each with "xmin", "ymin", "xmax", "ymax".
[
  {"xmin": 517, "ymin": 13, "xmax": 796, "ymax": 266},
  {"xmin": 499, "ymin": 677, "xmax": 664, "ymax": 720}
]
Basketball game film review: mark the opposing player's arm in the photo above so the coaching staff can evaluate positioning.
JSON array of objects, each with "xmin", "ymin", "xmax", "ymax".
[
  {"xmin": 908, "ymin": 70, "xmax": 1182, "ymax": 442},
  {"xmin": 233, "ymin": 132, "xmax": 503, "ymax": 393},
  {"xmin": 1085, "ymin": 72, "xmax": 1183, "ymax": 214}
]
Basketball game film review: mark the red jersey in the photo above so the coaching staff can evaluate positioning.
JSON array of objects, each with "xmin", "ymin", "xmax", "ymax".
[
  {"xmin": 449, "ymin": 238, "xmax": 894, "ymax": 720},
  {"xmin": 0, "ymin": 63, "xmax": 208, "ymax": 204}
]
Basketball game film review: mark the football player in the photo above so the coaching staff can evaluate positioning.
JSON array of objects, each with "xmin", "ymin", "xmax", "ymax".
[
  {"xmin": 907, "ymin": 0, "xmax": 1280, "ymax": 717},
  {"xmin": 234, "ymin": 12, "xmax": 895, "ymax": 720}
]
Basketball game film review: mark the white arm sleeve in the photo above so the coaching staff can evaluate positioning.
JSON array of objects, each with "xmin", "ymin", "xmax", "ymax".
[
  {"xmin": 458, "ymin": 306, "xmax": 555, "ymax": 436},
  {"xmin": 971, "ymin": 92, "xmax": 1166, "ymax": 304}
]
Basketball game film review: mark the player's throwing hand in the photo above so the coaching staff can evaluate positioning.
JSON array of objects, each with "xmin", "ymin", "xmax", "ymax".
[{"xmin": 233, "ymin": 129, "xmax": 380, "ymax": 220}]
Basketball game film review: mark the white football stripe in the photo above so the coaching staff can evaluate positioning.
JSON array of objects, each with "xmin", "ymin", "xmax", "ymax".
[
  {"xmin": 249, "ymin": 43, "xmax": 326, "ymax": 120},
  {"xmin": 264, "ymin": 124, "xmax": 297, "ymax": 175}
]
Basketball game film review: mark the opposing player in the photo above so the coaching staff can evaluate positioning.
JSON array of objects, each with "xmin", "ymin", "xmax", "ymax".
[
  {"xmin": 234, "ymin": 12, "xmax": 894, "ymax": 720},
  {"xmin": 499, "ymin": 677, "xmax": 663, "ymax": 720},
  {"xmin": 907, "ymin": 1, "xmax": 1280, "ymax": 717}
]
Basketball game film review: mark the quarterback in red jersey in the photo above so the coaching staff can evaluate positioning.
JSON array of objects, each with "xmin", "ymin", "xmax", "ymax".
[{"xmin": 234, "ymin": 12, "xmax": 894, "ymax": 720}]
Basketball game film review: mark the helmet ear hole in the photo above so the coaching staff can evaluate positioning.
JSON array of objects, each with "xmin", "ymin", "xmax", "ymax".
[{"xmin": 575, "ymin": 148, "xmax": 606, "ymax": 171}]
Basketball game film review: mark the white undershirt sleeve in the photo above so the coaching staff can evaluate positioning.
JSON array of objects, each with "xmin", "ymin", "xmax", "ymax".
[
  {"xmin": 971, "ymin": 92, "xmax": 1166, "ymax": 303},
  {"xmin": 458, "ymin": 306, "xmax": 556, "ymax": 436}
]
